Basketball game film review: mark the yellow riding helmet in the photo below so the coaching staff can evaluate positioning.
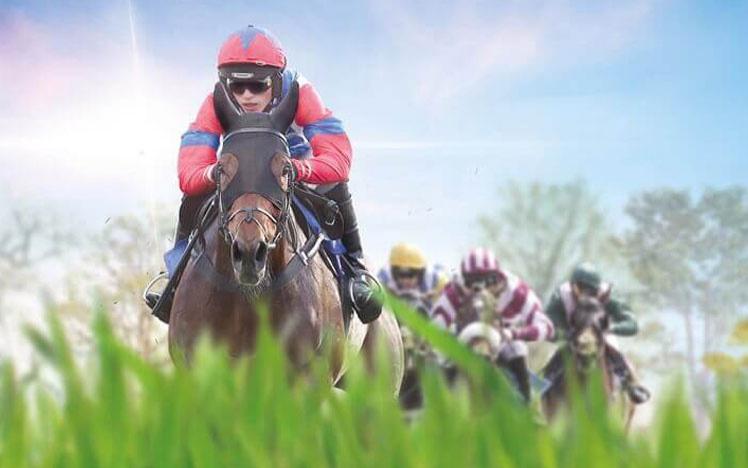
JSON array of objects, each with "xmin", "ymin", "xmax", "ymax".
[{"xmin": 389, "ymin": 243, "xmax": 427, "ymax": 270}]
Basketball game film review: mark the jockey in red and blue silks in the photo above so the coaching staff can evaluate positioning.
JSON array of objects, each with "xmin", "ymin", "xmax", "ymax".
[
  {"xmin": 178, "ymin": 28, "xmax": 352, "ymax": 197},
  {"xmin": 145, "ymin": 25, "xmax": 382, "ymax": 323}
]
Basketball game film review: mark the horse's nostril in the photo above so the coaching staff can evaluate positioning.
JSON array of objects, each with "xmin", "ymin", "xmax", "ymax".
[
  {"xmin": 232, "ymin": 240, "xmax": 243, "ymax": 263},
  {"xmin": 254, "ymin": 241, "xmax": 268, "ymax": 265}
]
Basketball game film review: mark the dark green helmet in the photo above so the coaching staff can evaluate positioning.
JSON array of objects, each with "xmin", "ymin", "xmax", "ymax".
[{"xmin": 570, "ymin": 262, "xmax": 602, "ymax": 290}]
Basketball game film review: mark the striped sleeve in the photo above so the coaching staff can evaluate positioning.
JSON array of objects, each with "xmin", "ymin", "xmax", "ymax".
[
  {"xmin": 177, "ymin": 93, "xmax": 224, "ymax": 196},
  {"xmin": 288, "ymin": 73, "xmax": 352, "ymax": 184},
  {"xmin": 429, "ymin": 281, "xmax": 463, "ymax": 330},
  {"xmin": 501, "ymin": 282, "xmax": 554, "ymax": 341}
]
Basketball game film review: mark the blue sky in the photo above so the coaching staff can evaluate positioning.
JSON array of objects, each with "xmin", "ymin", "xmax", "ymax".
[{"xmin": 0, "ymin": 0, "xmax": 746, "ymax": 267}]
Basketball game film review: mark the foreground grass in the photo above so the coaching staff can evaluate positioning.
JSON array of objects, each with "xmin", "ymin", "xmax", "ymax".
[{"xmin": 0, "ymin": 299, "xmax": 746, "ymax": 467}]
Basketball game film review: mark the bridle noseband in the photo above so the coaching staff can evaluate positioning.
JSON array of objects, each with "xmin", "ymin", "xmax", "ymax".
[
  {"xmin": 215, "ymin": 160, "xmax": 296, "ymax": 256},
  {"xmin": 210, "ymin": 122, "xmax": 295, "ymax": 262}
]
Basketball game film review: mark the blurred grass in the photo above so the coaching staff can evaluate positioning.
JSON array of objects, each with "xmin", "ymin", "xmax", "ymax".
[{"xmin": 0, "ymin": 297, "xmax": 745, "ymax": 467}]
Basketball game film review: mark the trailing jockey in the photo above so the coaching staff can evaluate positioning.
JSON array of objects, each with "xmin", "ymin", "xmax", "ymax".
[
  {"xmin": 543, "ymin": 262, "xmax": 651, "ymax": 404},
  {"xmin": 377, "ymin": 243, "xmax": 448, "ymax": 314},
  {"xmin": 144, "ymin": 25, "xmax": 381, "ymax": 323},
  {"xmin": 429, "ymin": 247, "xmax": 555, "ymax": 402}
]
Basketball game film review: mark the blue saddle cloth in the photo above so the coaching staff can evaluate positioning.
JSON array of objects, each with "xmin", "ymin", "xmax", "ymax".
[
  {"xmin": 162, "ymin": 197, "xmax": 346, "ymax": 279},
  {"xmin": 164, "ymin": 239, "xmax": 188, "ymax": 278}
]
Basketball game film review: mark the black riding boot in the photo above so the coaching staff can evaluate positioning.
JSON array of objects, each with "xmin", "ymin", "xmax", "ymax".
[
  {"xmin": 504, "ymin": 356, "xmax": 532, "ymax": 404},
  {"xmin": 144, "ymin": 193, "xmax": 210, "ymax": 321},
  {"xmin": 325, "ymin": 183, "xmax": 383, "ymax": 323},
  {"xmin": 605, "ymin": 345, "xmax": 650, "ymax": 404}
]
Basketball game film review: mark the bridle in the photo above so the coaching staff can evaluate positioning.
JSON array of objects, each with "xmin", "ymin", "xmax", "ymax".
[
  {"xmin": 569, "ymin": 308, "xmax": 607, "ymax": 369},
  {"xmin": 220, "ymin": 175, "xmax": 291, "ymax": 246},
  {"xmin": 212, "ymin": 126, "xmax": 299, "ymax": 263}
]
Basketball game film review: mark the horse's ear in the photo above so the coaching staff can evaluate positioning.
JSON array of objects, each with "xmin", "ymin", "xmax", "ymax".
[
  {"xmin": 270, "ymin": 80, "xmax": 299, "ymax": 132},
  {"xmin": 213, "ymin": 81, "xmax": 243, "ymax": 132},
  {"xmin": 270, "ymin": 152, "xmax": 291, "ymax": 192}
]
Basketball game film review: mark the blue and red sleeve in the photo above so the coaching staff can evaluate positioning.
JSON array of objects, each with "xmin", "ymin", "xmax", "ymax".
[
  {"xmin": 177, "ymin": 94, "xmax": 224, "ymax": 196},
  {"xmin": 290, "ymin": 77, "xmax": 353, "ymax": 184}
]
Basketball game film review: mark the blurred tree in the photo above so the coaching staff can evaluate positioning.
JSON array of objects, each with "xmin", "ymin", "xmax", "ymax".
[
  {"xmin": 0, "ymin": 208, "xmax": 74, "ymax": 314},
  {"xmin": 477, "ymin": 180, "xmax": 621, "ymax": 302},
  {"xmin": 92, "ymin": 208, "xmax": 174, "ymax": 359},
  {"xmin": 696, "ymin": 188, "xmax": 748, "ymax": 354},
  {"xmin": 622, "ymin": 187, "xmax": 748, "ymax": 392},
  {"xmin": 478, "ymin": 180, "xmax": 634, "ymax": 373},
  {"xmin": 50, "ymin": 207, "xmax": 174, "ymax": 362}
]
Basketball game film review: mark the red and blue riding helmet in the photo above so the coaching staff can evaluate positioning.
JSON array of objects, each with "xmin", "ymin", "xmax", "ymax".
[{"xmin": 217, "ymin": 25, "xmax": 287, "ymax": 107}]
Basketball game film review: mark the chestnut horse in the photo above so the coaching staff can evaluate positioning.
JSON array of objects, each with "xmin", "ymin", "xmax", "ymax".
[
  {"xmin": 541, "ymin": 297, "xmax": 635, "ymax": 430},
  {"xmin": 168, "ymin": 81, "xmax": 403, "ymax": 393}
]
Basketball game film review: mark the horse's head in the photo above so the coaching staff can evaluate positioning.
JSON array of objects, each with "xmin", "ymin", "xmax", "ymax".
[
  {"xmin": 213, "ymin": 80, "xmax": 299, "ymax": 289},
  {"xmin": 457, "ymin": 322, "xmax": 503, "ymax": 362},
  {"xmin": 569, "ymin": 296, "xmax": 608, "ymax": 370}
]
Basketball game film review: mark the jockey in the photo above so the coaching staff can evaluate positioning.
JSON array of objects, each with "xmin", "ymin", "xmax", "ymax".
[
  {"xmin": 429, "ymin": 247, "xmax": 554, "ymax": 402},
  {"xmin": 543, "ymin": 262, "xmax": 651, "ymax": 404},
  {"xmin": 144, "ymin": 25, "xmax": 381, "ymax": 323},
  {"xmin": 377, "ymin": 243, "xmax": 448, "ymax": 314}
]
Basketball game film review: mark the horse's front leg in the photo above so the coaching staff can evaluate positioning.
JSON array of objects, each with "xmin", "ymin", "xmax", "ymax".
[{"xmin": 361, "ymin": 308, "xmax": 404, "ymax": 396}]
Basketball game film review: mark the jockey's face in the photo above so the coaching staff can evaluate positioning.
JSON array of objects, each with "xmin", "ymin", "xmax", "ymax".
[
  {"xmin": 487, "ymin": 276, "xmax": 507, "ymax": 296},
  {"xmin": 464, "ymin": 272, "xmax": 503, "ymax": 295},
  {"xmin": 572, "ymin": 281, "xmax": 599, "ymax": 300},
  {"xmin": 230, "ymin": 78, "xmax": 274, "ymax": 113},
  {"xmin": 392, "ymin": 267, "xmax": 422, "ymax": 291}
]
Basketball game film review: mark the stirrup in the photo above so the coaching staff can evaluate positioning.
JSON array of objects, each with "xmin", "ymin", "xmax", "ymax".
[{"xmin": 142, "ymin": 272, "xmax": 168, "ymax": 305}]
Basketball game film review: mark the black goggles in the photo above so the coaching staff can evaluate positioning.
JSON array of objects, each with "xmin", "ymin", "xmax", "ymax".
[
  {"xmin": 392, "ymin": 267, "xmax": 423, "ymax": 279},
  {"xmin": 464, "ymin": 272, "xmax": 499, "ymax": 289},
  {"xmin": 228, "ymin": 78, "xmax": 272, "ymax": 95}
]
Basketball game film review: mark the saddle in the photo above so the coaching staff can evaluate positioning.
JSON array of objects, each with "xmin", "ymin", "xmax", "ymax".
[
  {"xmin": 291, "ymin": 184, "xmax": 357, "ymax": 328},
  {"xmin": 292, "ymin": 183, "xmax": 345, "ymax": 240}
]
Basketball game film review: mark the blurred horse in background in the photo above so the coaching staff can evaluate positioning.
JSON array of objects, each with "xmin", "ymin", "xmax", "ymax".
[{"xmin": 541, "ymin": 297, "xmax": 635, "ymax": 430}]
